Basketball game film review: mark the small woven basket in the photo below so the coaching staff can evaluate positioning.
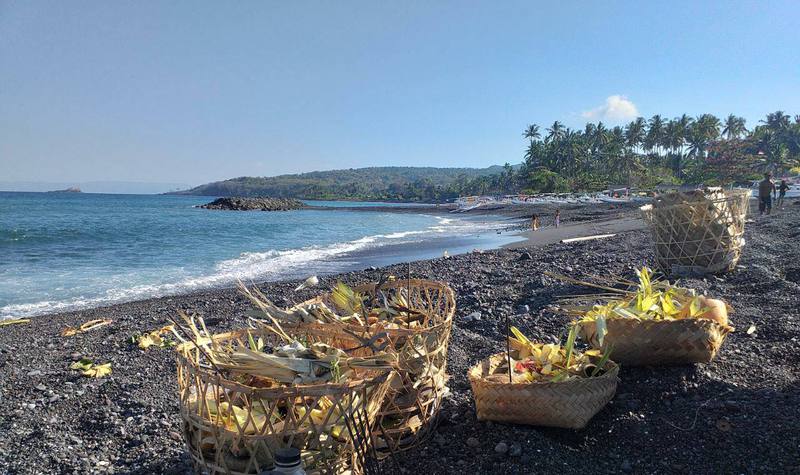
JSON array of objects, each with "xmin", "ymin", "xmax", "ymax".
[
  {"xmin": 577, "ymin": 318, "xmax": 733, "ymax": 366},
  {"xmin": 640, "ymin": 188, "xmax": 751, "ymax": 276},
  {"xmin": 468, "ymin": 353, "xmax": 619, "ymax": 429},
  {"xmin": 176, "ymin": 325, "xmax": 393, "ymax": 475},
  {"xmin": 298, "ymin": 279, "xmax": 455, "ymax": 455}
]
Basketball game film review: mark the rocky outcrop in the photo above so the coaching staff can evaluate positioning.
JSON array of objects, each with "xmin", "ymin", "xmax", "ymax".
[{"xmin": 200, "ymin": 197, "xmax": 307, "ymax": 211}]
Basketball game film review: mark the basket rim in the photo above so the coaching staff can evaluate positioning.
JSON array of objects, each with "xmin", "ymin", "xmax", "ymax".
[
  {"xmin": 639, "ymin": 188, "xmax": 752, "ymax": 213},
  {"xmin": 576, "ymin": 316, "xmax": 734, "ymax": 332},
  {"xmin": 175, "ymin": 327, "xmax": 393, "ymax": 395},
  {"xmin": 467, "ymin": 351, "xmax": 620, "ymax": 389},
  {"xmin": 296, "ymin": 278, "xmax": 456, "ymax": 336}
]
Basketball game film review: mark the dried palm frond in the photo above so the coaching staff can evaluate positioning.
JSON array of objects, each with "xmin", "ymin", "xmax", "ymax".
[
  {"xmin": 171, "ymin": 310, "xmax": 395, "ymax": 386},
  {"xmin": 62, "ymin": 318, "xmax": 113, "ymax": 336},
  {"xmin": 241, "ymin": 280, "xmax": 428, "ymax": 329},
  {"xmin": 0, "ymin": 318, "xmax": 30, "ymax": 327}
]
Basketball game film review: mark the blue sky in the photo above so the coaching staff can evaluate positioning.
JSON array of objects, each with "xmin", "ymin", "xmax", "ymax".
[{"xmin": 2, "ymin": 1, "xmax": 799, "ymax": 189}]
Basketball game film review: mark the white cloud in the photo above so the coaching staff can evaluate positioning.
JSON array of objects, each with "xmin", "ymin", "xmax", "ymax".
[{"xmin": 581, "ymin": 95, "xmax": 639, "ymax": 123}]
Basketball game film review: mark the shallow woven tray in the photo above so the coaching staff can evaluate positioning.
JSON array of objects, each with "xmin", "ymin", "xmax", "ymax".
[
  {"xmin": 468, "ymin": 352, "xmax": 619, "ymax": 429},
  {"xmin": 577, "ymin": 318, "xmax": 733, "ymax": 366},
  {"xmin": 640, "ymin": 188, "xmax": 751, "ymax": 276},
  {"xmin": 298, "ymin": 279, "xmax": 455, "ymax": 455},
  {"xmin": 176, "ymin": 325, "xmax": 393, "ymax": 475}
]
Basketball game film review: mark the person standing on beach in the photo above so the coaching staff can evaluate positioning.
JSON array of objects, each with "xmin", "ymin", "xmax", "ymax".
[
  {"xmin": 758, "ymin": 173, "xmax": 777, "ymax": 215},
  {"xmin": 554, "ymin": 209, "xmax": 561, "ymax": 227},
  {"xmin": 531, "ymin": 214, "xmax": 540, "ymax": 231},
  {"xmin": 777, "ymin": 179, "xmax": 789, "ymax": 207}
]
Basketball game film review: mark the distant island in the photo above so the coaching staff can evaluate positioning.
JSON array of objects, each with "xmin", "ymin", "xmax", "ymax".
[{"xmin": 46, "ymin": 186, "xmax": 82, "ymax": 193}]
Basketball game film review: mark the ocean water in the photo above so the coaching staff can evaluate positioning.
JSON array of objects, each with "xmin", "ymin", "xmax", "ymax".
[{"xmin": 0, "ymin": 192, "xmax": 518, "ymax": 318}]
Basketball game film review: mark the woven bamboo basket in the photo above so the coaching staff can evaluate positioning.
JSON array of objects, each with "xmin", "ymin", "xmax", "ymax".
[
  {"xmin": 297, "ymin": 279, "xmax": 455, "ymax": 455},
  {"xmin": 577, "ymin": 318, "xmax": 733, "ymax": 366},
  {"xmin": 640, "ymin": 188, "xmax": 751, "ymax": 276},
  {"xmin": 176, "ymin": 325, "xmax": 394, "ymax": 475},
  {"xmin": 468, "ymin": 352, "xmax": 619, "ymax": 429}
]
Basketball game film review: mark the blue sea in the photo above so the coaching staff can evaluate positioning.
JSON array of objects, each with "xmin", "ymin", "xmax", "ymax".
[{"xmin": 0, "ymin": 192, "xmax": 519, "ymax": 318}]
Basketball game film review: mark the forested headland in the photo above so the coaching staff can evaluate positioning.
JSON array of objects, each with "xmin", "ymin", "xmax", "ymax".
[{"xmin": 173, "ymin": 111, "xmax": 800, "ymax": 202}]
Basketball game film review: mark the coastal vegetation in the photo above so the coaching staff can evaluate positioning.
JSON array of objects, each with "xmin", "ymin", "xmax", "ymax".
[
  {"xmin": 171, "ymin": 166, "xmax": 506, "ymax": 201},
  {"xmin": 176, "ymin": 111, "xmax": 800, "ymax": 202},
  {"xmin": 497, "ymin": 110, "xmax": 800, "ymax": 195}
]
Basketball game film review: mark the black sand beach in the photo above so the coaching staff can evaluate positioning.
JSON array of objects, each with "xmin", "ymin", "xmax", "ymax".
[{"xmin": 1, "ymin": 201, "xmax": 798, "ymax": 474}]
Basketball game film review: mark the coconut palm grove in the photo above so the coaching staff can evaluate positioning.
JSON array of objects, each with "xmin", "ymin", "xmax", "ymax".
[{"xmin": 481, "ymin": 110, "xmax": 800, "ymax": 197}]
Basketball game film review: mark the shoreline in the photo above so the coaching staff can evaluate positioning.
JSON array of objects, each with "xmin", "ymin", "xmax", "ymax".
[
  {"xmin": 2, "ymin": 202, "xmax": 797, "ymax": 473},
  {"xmin": 2, "ymin": 201, "xmax": 640, "ymax": 321}
]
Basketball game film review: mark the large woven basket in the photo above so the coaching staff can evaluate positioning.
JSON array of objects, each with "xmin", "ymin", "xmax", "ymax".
[
  {"xmin": 577, "ymin": 318, "xmax": 733, "ymax": 366},
  {"xmin": 468, "ymin": 353, "xmax": 619, "ymax": 429},
  {"xmin": 176, "ymin": 325, "xmax": 393, "ymax": 475},
  {"xmin": 298, "ymin": 279, "xmax": 455, "ymax": 455},
  {"xmin": 640, "ymin": 188, "xmax": 751, "ymax": 276}
]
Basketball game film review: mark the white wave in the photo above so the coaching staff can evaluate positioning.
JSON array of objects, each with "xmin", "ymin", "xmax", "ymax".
[{"xmin": 1, "ymin": 214, "xmax": 505, "ymax": 320}]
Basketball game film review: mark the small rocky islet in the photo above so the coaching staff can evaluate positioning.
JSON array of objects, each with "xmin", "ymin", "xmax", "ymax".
[{"xmin": 199, "ymin": 196, "xmax": 307, "ymax": 211}]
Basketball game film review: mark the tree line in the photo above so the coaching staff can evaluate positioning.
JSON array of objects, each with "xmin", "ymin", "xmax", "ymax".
[
  {"xmin": 177, "ymin": 111, "xmax": 800, "ymax": 202},
  {"xmin": 453, "ymin": 110, "xmax": 800, "ymax": 197}
]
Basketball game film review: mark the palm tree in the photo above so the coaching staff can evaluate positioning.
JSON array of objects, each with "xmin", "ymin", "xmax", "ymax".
[
  {"xmin": 722, "ymin": 114, "xmax": 747, "ymax": 139},
  {"xmin": 624, "ymin": 117, "xmax": 646, "ymax": 153},
  {"xmin": 687, "ymin": 122, "xmax": 708, "ymax": 159},
  {"xmin": 664, "ymin": 119, "xmax": 688, "ymax": 176},
  {"xmin": 762, "ymin": 111, "xmax": 791, "ymax": 132},
  {"xmin": 523, "ymin": 124, "xmax": 541, "ymax": 143},
  {"xmin": 646, "ymin": 114, "xmax": 665, "ymax": 156},
  {"xmin": 676, "ymin": 114, "xmax": 694, "ymax": 155},
  {"xmin": 524, "ymin": 141, "xmax": 542, "ymax": 167},
  {"xmin": 546, "ymin": 121, "xmax": 565, "ymax": 143},
  {"xmin": 696, "ymin": 114, "xmax": 721, "ymax": 142}
]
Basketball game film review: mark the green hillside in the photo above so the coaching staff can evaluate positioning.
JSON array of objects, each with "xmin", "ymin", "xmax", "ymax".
[{"xmin": 170, "ymin": 165, "xmax": 508, "ymax": 201}]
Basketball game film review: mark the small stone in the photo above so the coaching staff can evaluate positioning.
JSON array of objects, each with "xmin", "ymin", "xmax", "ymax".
[
  {"xmin": 27, "ymin": 370, "xmax": 42, "ymax": 377},
  {"xmin": 509, "ymin": 443, "xmax": 522, "ymax": 457},
  {"xmin": 466, "ymin": 437, "xmax": 480, "ymax": 448},
  {"xmin": 35, "ymin": 384, "xmax": 47, "ymax": 391},
  {"xmin": 169, "ymin": 431, "xmax": 182, "ymax": 442},
  {"xmin": 434, "ymin": 435, "xmax": 446, "ymax": 446},
  {"xmin": 494, "ymin": 442, "xmax": 508, "ymax": 454},
  {"xmin": 464, "ymin": 311, "xmax": 482, "ymax": 322},
  {"xmin": 70, "ymin": 353, "xmax": 82, "ymax": 361},
  {"xmin": 517, "ymin": 305, "xmax": 530, "ymax": 314},
  {"xmin": 621, "ymin": 460, "xmax": 633, "ymax": 472},
  {"xmin": 723, "ymin": 400, "xmax": 741, "ymax": 411}
]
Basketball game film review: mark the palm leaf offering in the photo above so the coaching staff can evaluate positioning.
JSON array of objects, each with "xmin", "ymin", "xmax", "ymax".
[
  {"xmin": 173, "ymin": 311, "xmax": 396, "ymax": 473},
  {"xmin": 171, "ymin": 311, "xmax": 395, "ymax": 387},
  {"xmin": 240, "ymin": 280, "xmax": 428, "ymax": 329},
  {"xmin": 551, "ymin": 266, "xmax": 730, "ymax": 330},
  {"xmin": 469, "ymin": 326, "xmax": 619, "ymax": 429},
  {"xmin": 501, "ymin": 325, "xmax": 614, "ymax": 383},
  {"xmin": 550, "ymin": 266, "xmax": 733, "ymax": 365}
]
